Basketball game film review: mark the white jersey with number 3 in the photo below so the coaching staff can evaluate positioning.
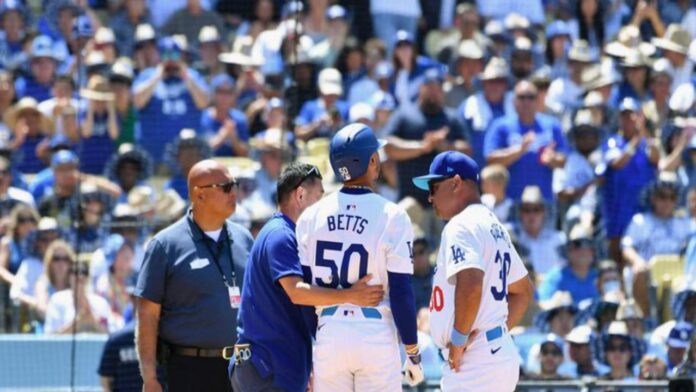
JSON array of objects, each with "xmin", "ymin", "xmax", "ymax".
[{"xmin": 429, "ymin": 204, "xmax": 528, "ymax": 350}]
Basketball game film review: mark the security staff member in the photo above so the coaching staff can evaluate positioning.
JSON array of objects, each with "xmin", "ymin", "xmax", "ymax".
[
  {"xmin": 231, "ymin": 162, "xmax": 384, "ymax": 391},
  {"xmin": 136, "ymin": 159, "xmax": 253, "ymax": 392}
]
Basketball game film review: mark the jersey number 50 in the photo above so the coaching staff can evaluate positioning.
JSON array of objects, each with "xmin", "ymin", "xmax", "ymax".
[{"xmin": 309, "ymin": 240, "xmax": 368, "ymax": 289}]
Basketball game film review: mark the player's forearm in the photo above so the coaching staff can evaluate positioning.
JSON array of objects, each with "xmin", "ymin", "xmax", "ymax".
[
  {"xmin": 136, "ymin": 298, "xmax": 161, "ymax": 381},
  {"xmin": 388, "ymin": 272, "xmax": 418, "ymax": 346},
  {"xmin": 453, "ymin": 269, "xmax": 483, "ymax": 334}
]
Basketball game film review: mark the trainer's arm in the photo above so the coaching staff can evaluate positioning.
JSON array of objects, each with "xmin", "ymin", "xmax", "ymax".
[
  {"xmin": 506, "ymin": 276, "xmax": 534, "ymax": 330},
  {"xmin": 453, "ymin": 268, "xmax": 484, "ymax": 335},
  {"xmin": 388, "ymin": 272, "xmax": 418, "ymax": 347},
  {"xmin": 136, "ymin": 297, "xmax": 161, "ymax": 389},
  {"xmin": 279, "ymin": 274, "xmax": 383, "ymax": 307}
]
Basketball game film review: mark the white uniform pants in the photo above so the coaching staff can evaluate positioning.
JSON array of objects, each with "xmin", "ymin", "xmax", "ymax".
[{"xmin": 312, "ymin": 308, "xmax": 401, "ymax": 392}]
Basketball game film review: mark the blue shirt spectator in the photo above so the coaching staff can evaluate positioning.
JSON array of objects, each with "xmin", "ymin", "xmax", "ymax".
[{"xmin": 199, "ymin": 74, "xmax": 250, "ymax": 157}]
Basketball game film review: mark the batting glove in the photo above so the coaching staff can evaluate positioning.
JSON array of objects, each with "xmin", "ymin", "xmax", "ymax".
[{"xmin": 402, "ymin": 351, "xmax": 424, "ymax": 387}]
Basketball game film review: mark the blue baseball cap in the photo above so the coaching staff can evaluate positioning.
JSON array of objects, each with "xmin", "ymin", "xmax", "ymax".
[
  {"xmin": 282, "ymin": 1, "xmax": 304, "ymax": 18},
  {"xmin": 159, "ymin": 37, "xmax": 183, "ymax": 54},
  {"xmin": 668, "ymin": 321, "xmax": 693, "ymax": 348},
  {"xmin": 48, "ymin": 134, "xmax": 72, "ymax": 150},
  {"xmin": 266, "ymin": 97, "xmax": 284, "ymax": 110},
  {"xmin": 394, "ymin": 30, "xmax": 414, "ymax": 46},
  {"xmin": 545, "ymin": 20, "xmax": 571, "ymax": 40},
  {"xmin": 73, "ymin": 15, "xmax": 94, "ymax": 39},
  {"xmin": 422, "ymin": 67, "xmax": 444, "ymax": 84},
  {"xmin": 326, "ymin": 5, "xmax": 347, "ymax": 20},
  {"xmin": 619, "ymin": 97, "xmax": 639, "ymax": 113},
  {"xmin": 412, "ymin": 151, "xmax": 480, "ymax": 190},
  {"xmin": 210, "ymin": 74, "xmax": 235, "ymax": 91},
  {"xmin": 51, "ymin": 150, "xmax": 79, "ymax": 167}
]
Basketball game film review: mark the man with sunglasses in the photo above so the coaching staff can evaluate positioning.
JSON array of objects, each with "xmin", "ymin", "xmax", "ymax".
[
  {"xmin": 412, "ymin": 150, "xmax": 534, "ymax": 391},
  {"xmin": 136, "ymin": 159, "xmax": 253, "ymax": 392},
  {"xmin": 232, "ymin": 162, "xmax": 385, "ymax": 391},
  {"xmin": 484, "ymin": 80, "xmax": 569, "ymax": 201}
]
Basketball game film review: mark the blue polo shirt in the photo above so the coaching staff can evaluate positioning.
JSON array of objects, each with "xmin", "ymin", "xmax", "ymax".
[
  {"xmin": 15, "ymin": 76, "xmax": 52, "ymax": 102},
  {"xmin": 537, "ymin": 266, "xmax": 599, "ymax": 304},
  {"xmin": 135, "ymin": 212, "xmax": 253, "ymax": 348},
  {"xmin": 235, "ymin": 213, "xmax": 313, "ymax": 392},
  {"xmin": 78, "ymin": 110, "xmax": 116, "ymax": 175},
  {"xmin": 200, "ymin": 107, "xmax": 250, "ymax": 157},
  {"xmin": 294, "ymin": 98, "xmax": 349, "ymax": 138},
  {"xmin": 484, "ymin": 113, "xmax": 569, "ymax": 200}
]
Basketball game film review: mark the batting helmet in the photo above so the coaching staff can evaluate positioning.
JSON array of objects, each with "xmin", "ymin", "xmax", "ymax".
[{"xmin": 329, "ymin": 123, "xmax": 385, "ymax": 182}]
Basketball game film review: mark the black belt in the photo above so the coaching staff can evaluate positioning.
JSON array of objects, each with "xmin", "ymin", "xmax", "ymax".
[{"xmin": 169, "ymin": 345, "xmax": 234, "ymax": 360}]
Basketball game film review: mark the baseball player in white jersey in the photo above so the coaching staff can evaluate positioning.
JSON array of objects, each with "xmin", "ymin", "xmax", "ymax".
[
  {"xmin": 296, "ymin": 123, "xmax": 424, "ymax": 391},
  {"xmin": 413, "ymin": 151, "xmax": 534, "ymax": 392}
]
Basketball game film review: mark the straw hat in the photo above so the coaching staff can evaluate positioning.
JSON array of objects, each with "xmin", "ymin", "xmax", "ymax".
[
  {"xmin": 652, "ymin": 24, "xmax": 691, "ymax": 55},
  {"xmin": 620, "ymin": 48, "xmax": 652, "ymax": 68},
  {"xmin": 251, "ymin": 127, "xmax": 291, "ymax": 152},
  {"xmin": 127, "ymin": 185, "xmax": 156, "ymax": 214},
  {"xmin": 155, "ymin": 189, "xmax": 187, "ymax": 223},
  {"xmin": 481, "ymin": 57, "xmax": 509, "ymax": 81},
  {"xmin": 604, "ymin": 25, "xmax": 656, "ymax": 58},
  {"xmin": 568, "ymin": 40, "xmax": 594, "ymax": 63},
  {"xmin": 80, "ymin": 75, "xmax": 114, "ymax": 101},
  {"xmin": 457, "ymin": 39, "xmax": 484, "ymax": 60},
  {"xmin": 95, "ymin": 27, "xmax": 115, "ymax": 45},
  {"xmin": 3, "ymin": 97, "xmax": 52, "ymax": 131}
]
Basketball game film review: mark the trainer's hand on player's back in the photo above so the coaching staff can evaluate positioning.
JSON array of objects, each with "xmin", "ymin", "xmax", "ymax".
[
  {"xmin": 447, "ymin": 329, "xmax": 479, "ymax": 371},
  {"xmin": 142, "ymin": 377, "xmax": 162, "ymax": 392},
  {"xmin": 348, "ymin": 274, "xmax": 384, "ymax": 307}
]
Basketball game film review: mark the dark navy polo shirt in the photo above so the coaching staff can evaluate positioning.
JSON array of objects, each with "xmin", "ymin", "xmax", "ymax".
[
  {"xmin": 235, "ymin": 213, "xmax": 313, "ymax": 392},
  {"xmin": 135, "ymin": 212, "xmax": 253, "ymax": 348}
]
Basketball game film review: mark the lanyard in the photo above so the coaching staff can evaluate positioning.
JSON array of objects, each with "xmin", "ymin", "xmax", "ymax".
[{"xmin": 201, "ymin": 225, "xmax": 237, "ymax": 288}]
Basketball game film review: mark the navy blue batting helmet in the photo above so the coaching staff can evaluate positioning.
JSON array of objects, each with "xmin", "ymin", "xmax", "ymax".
[{"xmin": 330, "ymin": 123, "xmax": 386, "ymax": 182}]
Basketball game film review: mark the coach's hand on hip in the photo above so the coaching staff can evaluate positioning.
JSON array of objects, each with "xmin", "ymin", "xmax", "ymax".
[
  {"xmin": 346, "ymin": 274, "xmax": 385, "ymax": 307},
  {"xmin": 447, "ymin": 329, "xmax": 479, "ymax": 371}
]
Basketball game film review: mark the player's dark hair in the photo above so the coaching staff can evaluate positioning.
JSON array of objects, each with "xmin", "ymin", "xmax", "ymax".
[{"xmin": 277, "ymin": 162, "xmax": 322, "ymax": 205}]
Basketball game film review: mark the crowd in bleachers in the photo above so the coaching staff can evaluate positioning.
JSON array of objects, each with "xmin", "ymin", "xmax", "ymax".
[{"xmin": 1, "ymin": 0, "xmax": 696, "ymax": 387}]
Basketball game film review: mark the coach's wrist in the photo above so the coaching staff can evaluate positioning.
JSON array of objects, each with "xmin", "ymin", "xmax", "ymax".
[{"xmin": 450, "ymin": 327, "xmax": 469, "ymax": 347}]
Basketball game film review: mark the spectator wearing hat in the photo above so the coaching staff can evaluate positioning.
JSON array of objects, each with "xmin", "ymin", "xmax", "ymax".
[
  {"xmin": 509, "ymin": 36, "xmax": 536, "ymax": 83},
  {"xmin": 0, "ymin": 204, "xmax": 37, "ymax": 291},
  {"xmin": 161, "ymin": 0, "xmax": 224, "ymax": 46},
  {"xmin": 14, "ymin": 35, "xmax": 59, "ymax": 103},
  {"xmin": 109, "ymin": 0, "xmax": 152, "ymax": 56},
  {"xmin": 370, "ymin": 0, "xmax": 421, "ymax": 54},
  {"xmin": 601, "ymin": 97, "xmax": 659, "ymax": 264},
  {"xmin": 27, "ymin": 134, "xmax": 75, "ymax": 203},
  {"xmin": 642, "ymin": 58, "xmax": 674, "ymax": 139},
  {"xmin": 545, "ymin": 20, "xmax": 573, "ymax": 80},
  {"xmin": 79, "ymin": 74, "xmax": 120, "ymax": 175},
  {"xmin": 598, "ymin": 321, "xmax": 641, "ymax": 381},
  {"xmin": 511, "ymin": 185, "xmax": 566, "ymax": 276},
  {"xmin": 194, "ymin": 26, "xmax": 224, "ymax": 80},
  {"xmin": 664, "ymin": 322, "xmax": 694, "ymax": 372},
  {"xmin": 384, "ymin": 67, "xmax": 470, "ymax": 209},
  {"xmin": 33, "ymin": 239, "xmax": 74, "ymax": 321},
  {"xmin": 460, "ymin": 57, "xmax": 515, "ymax": 166},
  {"xmin": 105, "ymin": 144, "xmax": 154, "ymax": 203},
  {"xmin": 0, "ymin": 1, "xmax": 29, "ymax": 72},
  {"xmin": 443, "ymin": 40, "xmax": 484, "ymax": 109},
  {"xmin": 480, "ymin": 164, "xmax": 514, "ymax": 224},
  {"xmin": 245, "ymin": 128, "xmax": 291, "ymax": 211},
  {"xmin": 617, "ymin": 299, "xmax": 646, "ymax": 340},
  {"xmin": 538, "ymin": 224, "xmax": 598, "ymax": 303},
  {"xmin": 94, "ymin": 27, "xmax": 118, "ymax": 64},
  {"xmin": 9, "ymin": 217, "xmax": 60, "ymax": 326},
  {"xmin": 559, "ymin": 325, "xmax": 610, "ymax": 377},
  {"xmin": 390, "ymin": 30, "xmax": 444, "ymax": 106},
  {"xmin": 132, "ymin": 24, "xmax": 159, "ymax": 73},
  {"xmin": 574, "ymin": 260, "xmax": 624, "ymax": 329},
  {"xmin": 546, "ymin": 40, "xmax": 595, "ymax": 116},
  {"xmin": 652, "ymin": 24, "xmax": 693, "ymax": 88},
  {"xmin": 200, "ymin": 74, "xmax": 250, "ymax": 157},
  {"xmin": 44, "ymin": 253, "xmax": 114, "ymax": 334},
  {"xmin": 622, "ymin": 173, "xmax": 690, "ymax": 313},
  {"xmin": 108, "ymin": 60, "xmax": 137, "ymax": 146},
  {"xmin": 527, "ymin": 292, "xmax": 577, "ymax": 374},
  {"xmin": 163, "ymin": 129, "xmax": 212, "ymax": 201},
  {"xmin": 133, "ymin": 36, "xmax": 210, "ymax": 164},
  {"xmin": 485, "ymin": 80, "xmax": 569, "ymax": 201},
  {"xmin": 609, "ymin": 49, "xmax": 653, "ymax": 108},
  {"xmin": 37, "ymin": 75, "xmax": 79, "ymax": 142},
  {"xmin": 5, "ymin": 97, "xmax": 53, "ymax": 174},
  {"xmin": 673, "ymin": 332, "xmax": 696, "ymax": 377},
  {"xmin": 95, "ymin": 234, "xmax": 135, "ymax": 327},
  {"xmin": 650, "ymin": 281, "xmax": 696, "ymax": 353},
  {"xmin": 294, "ymin": 67, "xmax": 349, "ymax": 141},
  {"xmin": 64, "ymin": 183, "xmax": 112, "ymax": 254},
  {"xmin": 526, "ymin": 334, "xmax": 569, "ymax": 381}
]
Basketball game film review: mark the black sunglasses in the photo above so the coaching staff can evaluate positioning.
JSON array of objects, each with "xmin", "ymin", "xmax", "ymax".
[
  {"xmin": 570, "ymin": 239, "xmax": 593, "ymax": 248},
  {"xmin": 428, "ymin": 175, "xmax": 455, "ymax": 197},
  {"xmin": 516, "ymin": 94, "xmax": 537, "ymax": 101},
  {"xmin": 292, "ymin": 166, "xmax": 321, "ymax": 190},
  {"xmin": 52, "ymin": 255, "xmax": 72, "ymax": 263},
  {"xmin": 195, "ymin": 179, "xmax": 239, "ymax": 194},
  {"xmin": 18, "ymin": 216, "xmax": 36, "ymax": 224},
  {"xmin": 540, "ymin": 348, "xmax": 563, "ymax": 356},
  {"xmin": 607, "ymin": 344, "xmax": 631, "ymax": 352}
]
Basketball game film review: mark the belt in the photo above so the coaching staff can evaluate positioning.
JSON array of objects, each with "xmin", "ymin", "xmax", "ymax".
[
  {"xmin": 169, "ymin": 345, "xmax": 234, "ymax": 360},
  {"xmin": 485, "ymin": 325, "xmax": 503, "ymax": 342},
  {"xmin": 320, "ymin": 305, "xmax": 382, "ymax": 319},
  {"xmin": 233, "ymin": 344, "xmax": 252, "ymax": 365}
]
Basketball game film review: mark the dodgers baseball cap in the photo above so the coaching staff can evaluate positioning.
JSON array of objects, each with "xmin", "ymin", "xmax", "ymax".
[
  {"xmin": 667, "ymin": 322, "xmax": 693, "ymax": 349},
  {"xmin": 210, "ymin": 74, "xmax": 235, "ymax": 91},
  {"xmin": 412, "ymin": 151, "xmax": 480, "ymax": 191},
  {"xmin": 51, "ymin": 150, "xmax": 79, "ymax": 167}
]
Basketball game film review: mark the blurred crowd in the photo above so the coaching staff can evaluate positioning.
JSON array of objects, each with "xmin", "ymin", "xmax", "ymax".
[{"xmin": 1, "ymin": 0, "xmax": 696, "ymax": 387}]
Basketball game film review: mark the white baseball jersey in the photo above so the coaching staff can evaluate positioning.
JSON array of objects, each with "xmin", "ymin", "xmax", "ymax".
[
  {"xmin": 429, "ymin": 203, "xmax": 528, "ymax": 350},
  {"xmin": 296, "ymin": 189, "xmax": 414, "ymax": 315},
  {"xmin": 297, "ymin": 188, "xmax": 414, "ymax": 392}
]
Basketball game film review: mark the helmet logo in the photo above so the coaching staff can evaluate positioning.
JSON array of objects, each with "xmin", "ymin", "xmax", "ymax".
[{"xmin": 338, "ymin": 166, "xmax": 352, "ymax": 181}]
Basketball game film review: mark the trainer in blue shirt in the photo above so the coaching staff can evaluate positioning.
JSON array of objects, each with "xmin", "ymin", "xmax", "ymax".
[
  {"xmin": 484, "ymin": 80, "xmax": 569, "ymax": 200},
  {"xmin": 232, "ymin": 162, "xmax": 384, "ymax": 392},
  {"xmin": 537, "ymin": 224, "xmax": 599, "ymax": 304},
  {"xmin": 136, "ymin": 160, "xmax": 253, "ymax": 392}
]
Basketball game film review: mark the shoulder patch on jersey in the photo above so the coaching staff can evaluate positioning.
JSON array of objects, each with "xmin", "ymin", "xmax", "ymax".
[
  {"xmin": 490, "ymin": 223, "xmax": 508, "ymax": 246},
  {"xmin": 450, "ymin": 245, "xmax": 466, "ymax": 264}
]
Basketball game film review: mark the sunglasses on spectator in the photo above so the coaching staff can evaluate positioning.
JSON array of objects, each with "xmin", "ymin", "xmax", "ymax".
[
  {"xmin": 70, "ymin": 266, "xmax": 89, "ymax": 276},
  {"xmin": 540, "ymin": 348, "xmax": 563, "ymax": 356},
  {"xmin": 520, "ymin": 206, "xmax": 544, "ymax": 214},
  {"xmin": 292, "ymin": 166, "xmax": 321, "ymax": 190},
  {"xmin": 18, "ymin": 216, "xmax": 36, "ymax": 224},
  {"xmin": 655, "ymin": 192, "xmax": 677, "ymax": 200},
  {"xmin": 428, "ymin": 176, "xmax": 455, "ymax": 197},
  {"xmin": 52, "ymin": 255, "xmax": 72, "ymax": 263},
  {"xmin": 516, "ymin": 94, "xmax": 537, "ymax": 101},
  {"xmin": 195, "ymin": 179, "xmax": 239, "ymax": 194},
  {"xmin": 570, "ymin": 239, "xmax": 593, "ymax": 248},
  {"xmin": 607, "ymin": 344, "xmax": 631, "ymax": 352}
]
